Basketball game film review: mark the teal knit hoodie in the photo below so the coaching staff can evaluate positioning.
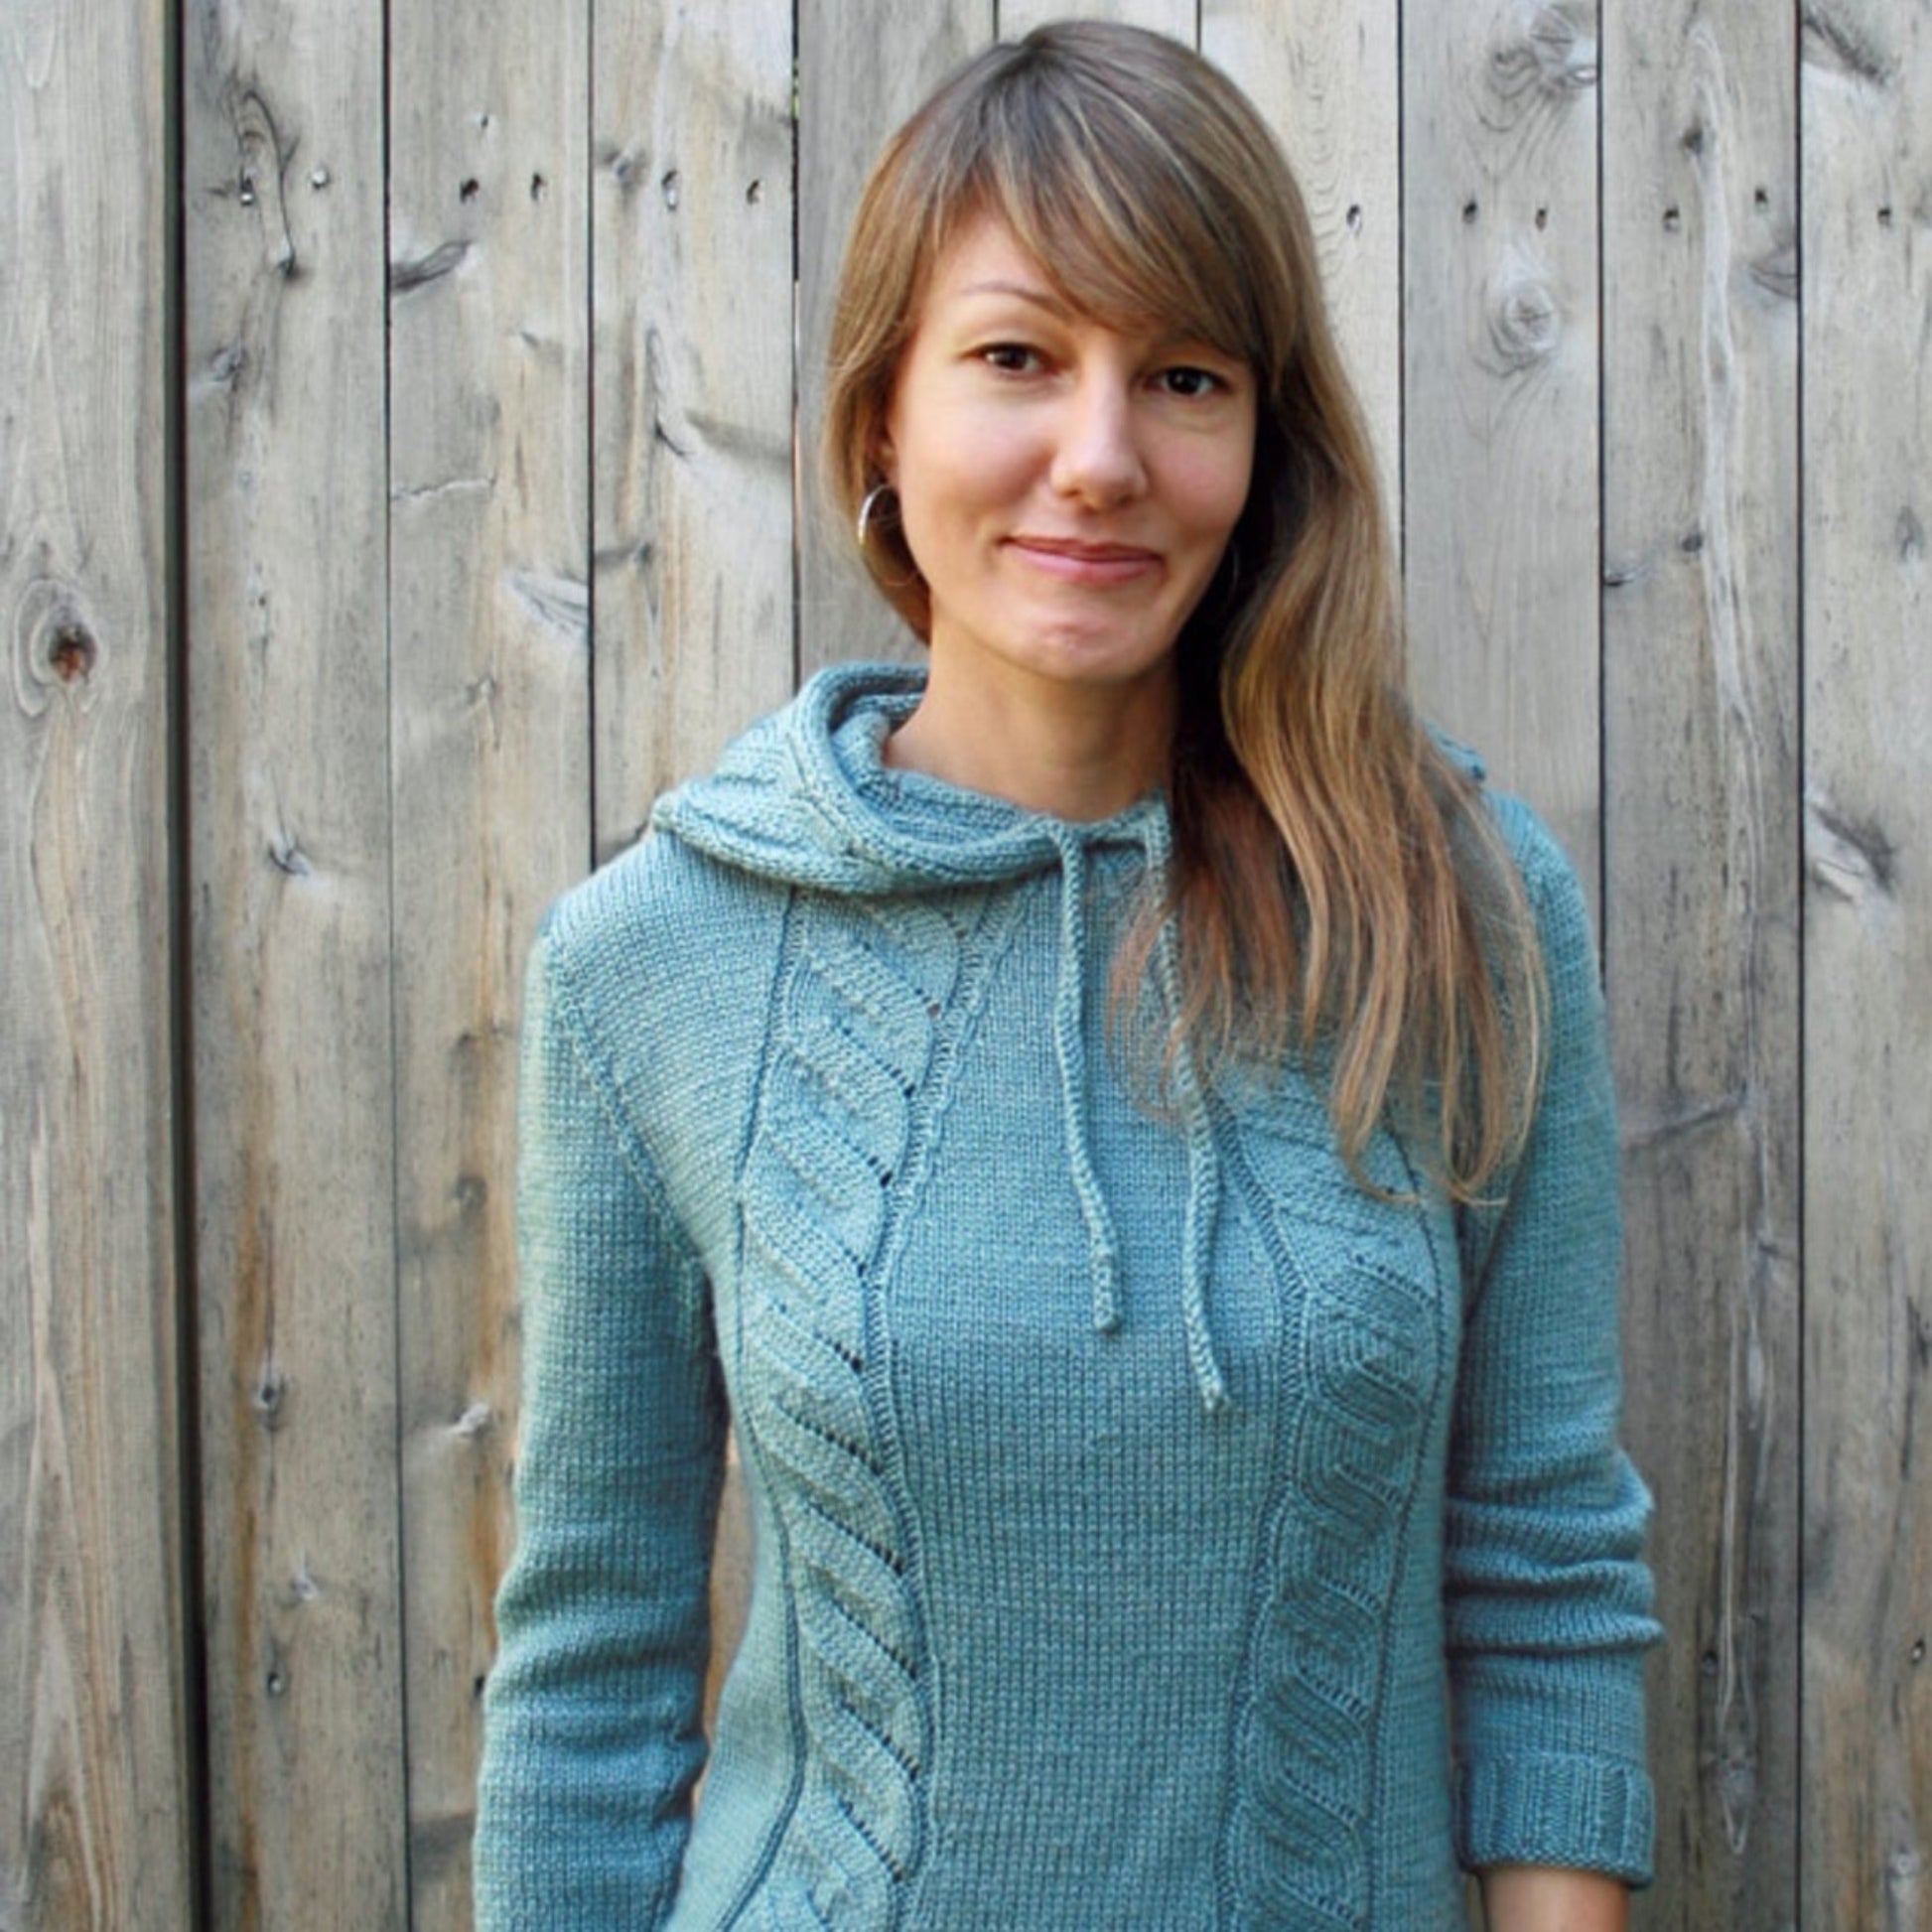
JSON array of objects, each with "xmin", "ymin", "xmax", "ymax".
[{"xmin": 476, "ymin": 662, "xmax": 1659, "ymax": 1931}]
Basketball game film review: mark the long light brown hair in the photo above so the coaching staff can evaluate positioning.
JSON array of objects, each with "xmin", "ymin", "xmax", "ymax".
[{"xmin": 822, "ymin": 22, "xmax": 1545, "ymax": 1198}]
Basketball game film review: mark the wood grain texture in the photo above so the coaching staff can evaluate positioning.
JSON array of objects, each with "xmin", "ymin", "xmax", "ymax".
[
  {"xmin": 591, "ymin": 0, "xmax": 796, "ymax": 860},
  {"xmin": 997, "ymin": 0, "xmax": 1197, "ymax": 43},
  {"xmin": 1201, "ymin": 0, "xmax": 1401, "ymax": 547},
  {"xmin": 1401, "ymin": 0, "xmax": 1603, "ymax": 887},
  {"xmin": 1601, "ymin": 6, "xmax": 1801, "ymax": 1926},
  {"xmin": 0, "ymin": 2, "xmax": 193, "ymax": 1927},
  {"xmin": 1802, "ymin": 3, "xmax": 1932, "ymax": 1925},
  {"xmin": 184, "ymin": 0, "xmax": 407, "ymax": 1924},
  {"xmin": 384, "ymin": 0, "xmax": 591, "ymax": 1924},
  {"xmin": 796, "ymin": 0, "xmax": 993, "ymax": 679}
]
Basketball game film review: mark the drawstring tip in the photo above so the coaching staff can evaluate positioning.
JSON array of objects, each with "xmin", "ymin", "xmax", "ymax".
[{"xmin": 1089, "ymin": 1253, "xmax": 1121, "ymax": 1334}]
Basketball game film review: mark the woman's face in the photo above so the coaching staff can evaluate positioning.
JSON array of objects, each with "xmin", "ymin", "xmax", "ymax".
[{"xmin": 879, "ymin": 212, "xmax": 1256, "ymax": 707}]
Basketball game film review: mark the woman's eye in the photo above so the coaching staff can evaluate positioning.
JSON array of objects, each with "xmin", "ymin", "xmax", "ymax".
[
  {"xmin": 1157, "ymin": 365, "xmax": 1224, "ymax": 398},
  {"xmin": 980, "ymin": 343, "xmax": 1043, "ymax": 374}
]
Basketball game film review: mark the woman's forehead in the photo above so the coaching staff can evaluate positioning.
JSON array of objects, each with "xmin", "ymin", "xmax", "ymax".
[{"xmin": 917, "ymin": 202, "xmax": 1241, "ymax": 352}]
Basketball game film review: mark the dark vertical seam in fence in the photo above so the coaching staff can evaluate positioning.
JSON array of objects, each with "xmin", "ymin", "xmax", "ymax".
[
  {"xmin": 378, "ymin": 0, "xmax": 417, "ymax": 1915},
  {"xmin": 1393, "ymin": 0, "xmax": 1407, "ymax": 582},
  {"xmin": 1593, "ymin": 8, "xmax": 1607, "ymax": 934},
  {"xmin": 790, "ymin": 0, "xmax": 802, "ymax": 695},
  {"xmin": 587, "ymin": 0, "xmax": 601, "ymax": 864},
  {"xmin": 1790, "ymin": 0, "xmax": 1807, "ymax": 1914},
  {"xmin": 169, "ymin": 0, "xmax": 213, "ymax": 1923}
]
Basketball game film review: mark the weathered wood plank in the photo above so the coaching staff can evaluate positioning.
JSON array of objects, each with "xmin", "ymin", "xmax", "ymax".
[
  {"xmin": 998, "ymin": 0, "xmax": 1196, "ymax": 44},
  {"xmin": 184, "ymin": 0, "xmax": 408, "ymax": 1923},
  {"xmin": 1802, "ymin": 3, "xmax": 1932, "ymax": 1924},
  {"xmin": 0, "ymin": 2, "xmax": 194, "ymax": 1926},
  {"xmin": 385, "ymin": 1, "xmax": 590, "ymax": 1925},
  {"xmin": 1202, "ymin": 0, "xmax": 1402, "ymax": 551},
  {"xmin": 796, "ymin": 0, "xmax": 994, "ymax": 679},
  {"xmin": 1401, "ymin": 0, "xmax": 1602, "ymax": 886},
  {"xmin": 592, "ymin": 0, "xmax": 797, "ymax": 860},
  {"xmin": 1601, "ymin": 5, "xmax": 1801, "ymax": 1925}
]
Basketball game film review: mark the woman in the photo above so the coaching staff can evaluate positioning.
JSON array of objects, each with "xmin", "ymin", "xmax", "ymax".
[{"xmin": 477, "ymin": 22, "xmax": 1658, "ymax": 1931}]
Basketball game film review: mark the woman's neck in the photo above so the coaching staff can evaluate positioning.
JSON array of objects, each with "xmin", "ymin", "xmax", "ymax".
[{"xmin": 882, "ymin": 650, "xmax": 1175, "ymax": 822}]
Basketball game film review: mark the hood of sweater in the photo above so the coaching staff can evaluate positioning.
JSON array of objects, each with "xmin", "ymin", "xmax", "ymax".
[{"xmin": 652, "ymin": 660, "xmax": 1232, "ymax": 1412}]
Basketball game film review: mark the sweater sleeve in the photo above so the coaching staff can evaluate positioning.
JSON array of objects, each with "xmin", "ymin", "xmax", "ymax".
[
  {"xmin": 475, "ymin": 920, "xmax": 728, "ymax": 1931},
  {"xmin": 1445, "ymin": 805, "xmax": 1662, "ymax": 1884}
]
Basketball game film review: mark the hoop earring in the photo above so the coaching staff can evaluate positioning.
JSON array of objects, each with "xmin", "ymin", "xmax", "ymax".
[
  {"xmin": 856, "ymin": 482, "xmax": 920, "ymax": 591},
  {"xmin": 856, "ymin": 483, "xmax": 898, "ymax": 553}
]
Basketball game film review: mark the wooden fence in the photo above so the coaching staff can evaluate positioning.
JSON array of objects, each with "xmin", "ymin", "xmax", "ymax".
[{"xmin": 3, "ymin": 0, "xmax": 1927, "ymax": 1925}]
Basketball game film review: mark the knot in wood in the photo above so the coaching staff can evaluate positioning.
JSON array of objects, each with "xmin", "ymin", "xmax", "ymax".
[
  {"xmin": 1492, "ymin": 3, "xmax": 1597, "ymax": 104},
  {"xmin": 1484, "ymin": 261, "xmax": 1562, "ymax": 374},
  {"xmin": 51, "ymin": 623, "xmax": 97, "ymax": 682}
]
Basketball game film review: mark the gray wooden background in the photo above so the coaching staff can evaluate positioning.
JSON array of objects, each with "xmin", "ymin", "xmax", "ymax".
[{"xmin": 4, "ymin": 0, "xmax": 1926, "ymax": 1925}]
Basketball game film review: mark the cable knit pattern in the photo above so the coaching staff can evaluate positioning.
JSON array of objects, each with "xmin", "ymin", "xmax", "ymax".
[
  {"xmin": 475, "ymin": 663, "xmax": 1662, "ymax": 1932},
  {"xmin": 1217, "ymin": 1102, "xmax": 1447, "ymax": 1930},
  {"xmin": 733, "ymin": 894, "xmax": 963, "ymax": 1924}
]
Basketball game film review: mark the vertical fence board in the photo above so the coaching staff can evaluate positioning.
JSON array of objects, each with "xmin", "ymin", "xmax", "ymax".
[
  {"xmin": 1602, "ymin": 5, "xmax": 1801, "ymax": 1926},
  {"xmin": 1401, "ymin": 0, "xmax": 1602, "ymax": 882},
  {"xmin": 1802, "ymin": 5, "xmax": 1932, "ymax": 1925},
  {"xmin": 385, "ymin": 0, "xmax": 590, "ymax": 1924},
  {"xmin": 796, "ymin": 0, "xmax": 994, "ymax": 680},
  {"xmin": 0, "ymin": 1, "xmax": 192, "ymax": 1927},
  {"xmin": 185, "ymin": 0, "xmax": 407, "ymax": 1924},
  {"xmin": 1202, "ymin": 0, "xmax": 1401, "ymax": 543},
  {"xmin": 592, "ymin": 0, "xmax": 797, "ymax": 860},
  {"xmin": 997, "ymin": 0, "xmax": 1197, "ymax": 44}
]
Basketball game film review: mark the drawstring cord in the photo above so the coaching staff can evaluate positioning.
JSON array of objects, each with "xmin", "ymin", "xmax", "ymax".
[
  {"xmin": 1158, "ymin": 912, "xmax": 1229, "ymax": 1414},
  {"xmin": 1047, "ymin": 814, "xmax": 1230, "ymax": 1414},
  {"xmin": 1143, "ymin": 816, "xmax": 1230, "ymax": 1414},
  {"xmin": 1046, "ymin": 827, "xmax": 1123, "ymax": 1336}
]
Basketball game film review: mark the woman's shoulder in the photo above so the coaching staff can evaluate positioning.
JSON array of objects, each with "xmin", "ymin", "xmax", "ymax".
[
  {"xmin": 541, "ymin": 824, "xmax": 784, "ymax": 967},
  {"xmin": 530, "ymin": 827, "xmax": 791, "ymax": 1080}
]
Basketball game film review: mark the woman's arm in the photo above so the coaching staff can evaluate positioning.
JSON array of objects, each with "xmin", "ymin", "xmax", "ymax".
[
  {"xmin": 1481, "ymin": 1864, "xmax": 1629, "ymax": 1931},
  {"xmin": 1445, "ymin": 800, "xmax": 1662, "ymax": 1886},
  {"xmin": 475, "ymin": 920, "xmax": 728, "ymax": 1932}
]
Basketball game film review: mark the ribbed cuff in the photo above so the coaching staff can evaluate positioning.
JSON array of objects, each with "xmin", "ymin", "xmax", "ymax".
[{"xmin": 1453, "ymin": 1752, "xmax": 1655, "ymax": 1887}]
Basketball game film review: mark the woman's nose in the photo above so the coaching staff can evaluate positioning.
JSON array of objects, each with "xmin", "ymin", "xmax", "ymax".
[{"xmin": 1047, "ymin": 373, "xmax": 1148, "ymax": 507}]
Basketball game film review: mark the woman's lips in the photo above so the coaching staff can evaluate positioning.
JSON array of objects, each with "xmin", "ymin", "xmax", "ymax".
[{"xmin": 1005, "ymin": 535, "xmax": 1162, "ymax": 584}]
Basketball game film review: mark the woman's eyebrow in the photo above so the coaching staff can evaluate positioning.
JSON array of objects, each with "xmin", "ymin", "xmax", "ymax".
[{"xmin": 952, "ymin": 278, "xmax": 1072, "ymax": 316}]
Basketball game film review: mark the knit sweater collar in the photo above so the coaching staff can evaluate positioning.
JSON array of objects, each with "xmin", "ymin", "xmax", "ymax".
[
  {"xmin": 651, "ymin": 659, "xmax": 1169, "ymax": 892},
  {"xmin": 653, "ymin": 661, "xmax": 1231, "ymax": 1412}
]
